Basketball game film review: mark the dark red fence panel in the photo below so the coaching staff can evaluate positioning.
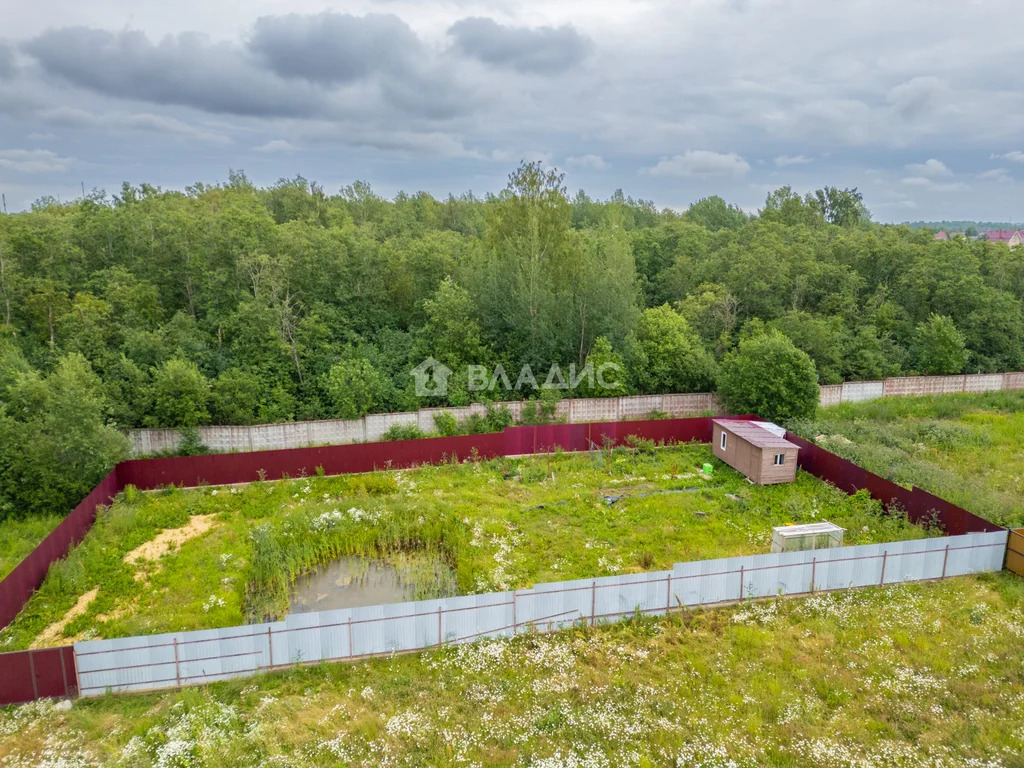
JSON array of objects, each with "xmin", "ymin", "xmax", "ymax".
[
  {"xmin": 0, "ymin": 471, "xmax": 119, "ymax": 631},
  {"xmin": 0, "ymin": 646, "xmax": 77, "ymax": 706}
]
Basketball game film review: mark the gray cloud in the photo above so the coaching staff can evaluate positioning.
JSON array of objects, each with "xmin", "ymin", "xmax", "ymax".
[
  {"xmin": 0, "ymin": 40, "xmax": 14, "ymax": 78},
  {"xmin": 23, "ymin": 27, "xmax": 323, "ymax": 117},
  {"xmin": 448, "ymin": 17, "xmax": 590, "ymax": 74},
  {"xmin": 645, "ymin": 150, "xmax": 750, "ymax": 177},
  {"xmin": 249, "ymin": 12, "xmax": 421, "ymax": 84}
]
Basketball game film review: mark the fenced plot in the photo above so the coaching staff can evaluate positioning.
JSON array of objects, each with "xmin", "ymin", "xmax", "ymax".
[{"xmin": 74, "ymin": 531, "xmax": 1007, "ymax": 697}]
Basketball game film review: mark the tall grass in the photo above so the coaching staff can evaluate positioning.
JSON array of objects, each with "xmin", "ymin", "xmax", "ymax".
[{"xmin": 792, "ymin": 390, "xmax": 1024, "ymax": 527}]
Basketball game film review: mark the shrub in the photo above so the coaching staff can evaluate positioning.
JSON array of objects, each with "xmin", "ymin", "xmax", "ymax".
[
  {"xmin": 381, "ymin": 423, "xmax": 425, "ymax": 441},
  {"xmin": 717, "ymin": 331, "xmax": 819, "ymax": 423},
  {"xmin": 433, "ymin": 411, "xmax": 459, "ymax": 437}
]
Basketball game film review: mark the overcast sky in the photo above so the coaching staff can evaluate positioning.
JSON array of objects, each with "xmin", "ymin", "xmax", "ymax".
[{"xmin": 1, "ymin": 0, "xmax": 1023, "ymax": 221}]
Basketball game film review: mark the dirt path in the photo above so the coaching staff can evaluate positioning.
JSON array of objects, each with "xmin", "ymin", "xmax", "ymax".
[
  {"xmin": 31, "ymin": 588, "xmax": 99, "ymax": 648},
  {"xmin": 124, "ymin": 514, "xmax": 218, "ymax": 565}
]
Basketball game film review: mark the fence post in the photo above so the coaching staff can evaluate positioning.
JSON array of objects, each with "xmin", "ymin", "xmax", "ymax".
[
  {"xmin": 666, "ymin": 574, "xmax": 672, "ymax": 614},
  {"xmin": 28, "ymin": 649, "xmax": 38, "ymax": 700},
  {"xmin": 173, "ymin": 638, "xmax": 181, "ymax": 688},
  {"xmin": 591, "ymin": 580, "xmax": 597, "ymax": 626},
  {"xmin": 739, "ymin": 565, "xmax": 745, "ymax": 601},
  {"xmin": 512, "ymin": 591, "xmax": 517, "ymax": 635},
  {"xmin": 347, "ymin": 617, "xmax": 354, "ymax": 658},
  {"xmin": 810, "ymin": 558, "xmax": 816, "ymax": 594},
  {"xmin": 437, "ymin": 606, "xmax": 442, "ymax": 646},
  {"xmin": 59, "ymin": 648, "xmax": 69, "ymax": 698},
  {"xmin": 880, "ymin": 551, "xmax": 888, "ymax": 586},
  {"xmin": 267, "ymin": 626, "xmax": 274, "ymax": 670},
  {"xmin": 942, "ymin": 544, "xmax": 949, "ymax": 579}
]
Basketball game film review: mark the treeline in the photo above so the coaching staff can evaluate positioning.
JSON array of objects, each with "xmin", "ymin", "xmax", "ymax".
[{"xmin": 2, "ymin": 163, "xmax": 1024, "ymax": 518}]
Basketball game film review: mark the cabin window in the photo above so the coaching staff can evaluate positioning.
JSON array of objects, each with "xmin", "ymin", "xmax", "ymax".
[
  {"xmin": 774, "ymin": 453, "xmax": 786, "ymax": 466},
  {"xmin": 720, "ymin": 431, "xmax": 727, "ymax": 450}
]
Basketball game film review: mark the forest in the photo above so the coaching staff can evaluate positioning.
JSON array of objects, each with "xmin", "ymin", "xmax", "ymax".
[{"xmin": 1, "ymin": 162, "xmax": 1023, "ymax": 519}]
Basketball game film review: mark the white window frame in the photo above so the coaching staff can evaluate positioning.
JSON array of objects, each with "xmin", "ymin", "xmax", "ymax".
[
  {"xmin": 720, "ymin": 431, "xmax": 727, "ymax": 450},
  {"xmin": 774, "ymin": 453, "xmax": 786, "ymax": 466}
]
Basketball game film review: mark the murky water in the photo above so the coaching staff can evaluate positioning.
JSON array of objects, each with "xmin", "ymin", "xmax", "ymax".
[{"xmin": 289, "ymin": 555, "xmax": 456, "ymax": 614}]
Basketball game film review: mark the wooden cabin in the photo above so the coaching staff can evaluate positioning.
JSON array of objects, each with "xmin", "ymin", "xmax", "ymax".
[{"xmin": 711, "ymin": 419, "xmax": 799, "ymax": 485}]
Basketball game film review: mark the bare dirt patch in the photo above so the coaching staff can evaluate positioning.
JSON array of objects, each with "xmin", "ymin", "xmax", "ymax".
[
  {"xmin": 31, "ymin": 588, "xmax": 99, "ymax": 648},
  {"xmin": 123, "ymin": 514, "xmax": 218, "ymax": 567}
]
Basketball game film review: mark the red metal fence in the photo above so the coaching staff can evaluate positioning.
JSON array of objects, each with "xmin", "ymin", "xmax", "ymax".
[
  {"xmin": 0, "ymin": 415, "xmax": 1007, "ymax": 705},
  {"xmin": 0, "ymin": 646, "xmax": 77, "ymax": 703}
]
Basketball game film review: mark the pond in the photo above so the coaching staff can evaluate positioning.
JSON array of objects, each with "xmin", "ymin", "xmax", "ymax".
[{"xmin": 288, "ymin": 554, "xmax": 456, "ymax": 614}]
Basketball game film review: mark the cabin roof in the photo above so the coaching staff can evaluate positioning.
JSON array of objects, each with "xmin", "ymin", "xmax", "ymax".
[{"xmin": 712, "ymin": 419, "xmax": 798, "ymax": 450}]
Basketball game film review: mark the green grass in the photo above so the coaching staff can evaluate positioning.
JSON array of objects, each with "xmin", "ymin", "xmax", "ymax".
[
  {"xmin": 1, "ymin": 573, "xmax": 1022, "ymax": 767},
  {"xmin": 0, "ymin": 442, "xmax": 932, "ymax": 651},
  {"xmin": 0, "ymin": 515, "xmax": 62, "ymax": 580},
  {"xmin": 791, "ymin": 389, "xmax": 1024, "ymax": 528}
]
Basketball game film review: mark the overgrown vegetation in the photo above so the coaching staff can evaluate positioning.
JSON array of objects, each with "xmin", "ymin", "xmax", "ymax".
[
  {"xmin": 1, "ymin": 574, "xmax": 1022, "ymax": 766},
  {"xmin": 0, "ymin": 443, "xmax": 932, "ymax": 651},
  {"xmin": 792, "ymin": 390, "xmax": 1024, "ymax": 528}
]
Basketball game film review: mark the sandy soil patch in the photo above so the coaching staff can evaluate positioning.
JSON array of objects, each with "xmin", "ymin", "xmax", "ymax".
[
  {"xmin": 124, "ymin": 514, "xmax": 218, "ymax": 566},
  {"xmin": 31, "ymin": 588, "xmax": 99, "ymax": 648}
]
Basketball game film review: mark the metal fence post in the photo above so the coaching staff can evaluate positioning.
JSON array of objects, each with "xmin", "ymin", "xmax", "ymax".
[
  {"xmin": 941, "ymin": 544, "xmax": 949, "ymax": 578},
  {"xmin": 810, "ymin": 558, "xmax": 816, "ymax": 594},
  {"xmin": 512, "ymin": 591, "xmax": 517, "ymax": 635},
  {"xmin": 347, "ymin": 617, "xmax": 354, "ymax": 659},
  {"xmin": 880, "ymin": 551, "xmax": 887, "ymax": 585},
  {"xmin": 739, "ymin": 565, "xmax": 745, "ymax": 600},
  {"xmin": 59, "ymin": 648, "xmax": 69, "ymax": 698},
  {"xmin": 665, "ymin": 574, "xmax": 672, "ymax": 614},
  {"xmin": 28, "ymin": 649, "xmax": 38, "ymax": 700},
  {"xmin": 267, "ymin": 626, "xmax": 274, "ymax": 670},
  {"xmin": 172, "ymin": 639, "xmax": 181, "ymax": 688},
  {"xmin": 437, "ymin": 606, "xmax": 442, "ymax": 646},
  {"xmin": 591, "ymin": 581, "xmax": 596, "ymax": 626}
]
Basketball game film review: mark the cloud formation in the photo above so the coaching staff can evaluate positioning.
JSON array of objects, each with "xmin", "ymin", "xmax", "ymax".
[
  {"xmin": 905, "ymin": 159, "xmax": 952, "ymax": 177},
  {"xmin": 448, "ymin": 17, "xmax": 591, "ymax": 73},
  {"xmin": 645, "ymin": 151, "xmax": 750, "ymax": 177},
  {"xmin": 250, "ymin": 13, "xmax": 421, "ymax": 84},
  {"xmin": 0, "ymin": 148, "xmax": 74, "ymax": 173},
  {"xmin": 3, "ymin": 1, "xmax": 1024, "ymax": 219}
]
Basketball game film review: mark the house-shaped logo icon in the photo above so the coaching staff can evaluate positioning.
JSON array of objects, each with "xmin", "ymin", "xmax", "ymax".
[{"xmin": 410, "ymin": 357, "xmax": 453, "ymax": 397}]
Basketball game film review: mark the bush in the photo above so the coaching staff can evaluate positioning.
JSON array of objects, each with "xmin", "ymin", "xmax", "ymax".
[
  {"xmin": 433, "ymin": 411, "xmax": 459, "ymax": 437},
  {"xmin": 381, "ymin": 423, "xmax": 425, "ymax": 441},
  {"xmin": 717, "ymin": 331, "xmax": 819, "ymax": 423}
]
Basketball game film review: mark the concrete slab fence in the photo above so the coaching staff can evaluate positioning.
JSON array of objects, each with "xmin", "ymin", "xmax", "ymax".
[{"xmin": 127, "ymin": 372, "xmax": 1024, "ymax": 456}]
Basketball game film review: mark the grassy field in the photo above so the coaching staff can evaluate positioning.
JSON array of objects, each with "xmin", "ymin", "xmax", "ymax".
[
  {"xmin": 0, "ymin": 573, "xmax": 1021, "ymax": 767},
  {"xmin": 791, "ymin": 389, "xmax": 1024, "ymax": 529},
  {"xmin": 0, "ymin": 441, "xmax": 933, "ymax": 651},
  {"xmin": 0, "ymin": 515, "xmax": 63, "ymax": 580}
]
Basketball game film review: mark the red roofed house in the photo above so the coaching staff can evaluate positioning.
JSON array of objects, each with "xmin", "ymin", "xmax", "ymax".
[
  {"xmin": 934, "ymin": 230, "xmax": 949, "ymax": 241},
  {"xmin": 983, "ymin": 230, "xmax": 1023, "ymax": 248},
  {"xmin": 712, "ymin": 419, "xmax": 799, "ymax": 485}
]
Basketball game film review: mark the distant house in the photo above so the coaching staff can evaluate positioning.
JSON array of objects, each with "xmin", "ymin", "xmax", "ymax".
[
  {"xmin": 934, "ymin": 230, "xmax": 949, "ymax": 241},
  {"xmin": 712, "ymin": 420, "xmax": 799, "ymax": 485},
  {"xmin": 982, "ymin": 229, "xmax": 1023, "ymax": 248}
]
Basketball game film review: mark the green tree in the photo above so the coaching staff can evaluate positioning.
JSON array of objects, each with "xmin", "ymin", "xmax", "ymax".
[
  {"xmin": 913, "ymin": 314, "xmax": 969, "ymax": 375},
  {"xmin": 414, "ymin": 277, "xmax": 490, "ymax": 371},
  {"xmin": 148, "ymin": 358, "xmax": 211, "ymax": 427},
  {"xmin": 683, "ymin": 196, "xmax": 748, "ymax": 231},
  {"xmin": 322, "ymin": 358, "xmax": 387, "ymax": 419},
  {"xmin": 0, "ymin": 354, "xmax": 128, "ymax": 519},
  {"xmin": 630, "ymin": 305, "xmax": 716, "ymax": 394},
  {"xmin": 717, "ymin": 331, "xmax": 819, "ymax": 423},
  {"xmin": 578, "ymin": 336, "xmax": 628, "ymax": 397},
  {"xmin": 210, "ymin": 368, "xmax": 263, "ymax": 425}
]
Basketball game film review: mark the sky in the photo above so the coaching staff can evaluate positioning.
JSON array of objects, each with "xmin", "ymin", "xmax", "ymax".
[{"xmin": 1, "ymin": 0, "xmax": 1023, "ymax": 221}]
